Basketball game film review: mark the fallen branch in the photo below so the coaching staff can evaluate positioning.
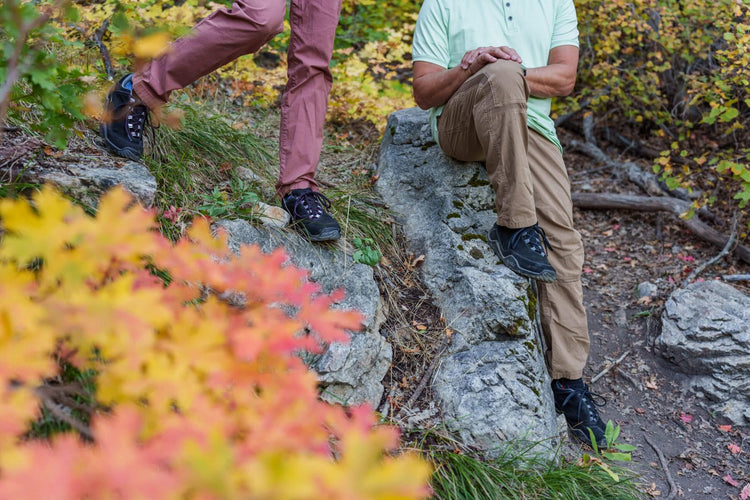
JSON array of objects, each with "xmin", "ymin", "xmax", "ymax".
[
  {"xmin": 590, "ymin": 350, "xmax": 631, "ymax": 385},
  {"xmin": 722, "ymin": 274, "xmax": 750, "ymax": 282},
  {"xmin": 35, "ymin": 389, "xmax": 95, "ymax": 441},
  {"xmin": 682, "ymin": 212, "xmax": 739, "ymax": 287},
  {"xmin": 645, "ymin": 435, "xmax": 678, "ymax": 500},
  {"xmin": 572, "ymin": 192, "xmax": 750, "ymax": 264}
]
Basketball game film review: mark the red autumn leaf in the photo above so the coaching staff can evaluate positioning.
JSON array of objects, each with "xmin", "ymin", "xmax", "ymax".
[
  {"xmin": 679, "ymin": 413, "xmax": 693, "ymax": 424},
  {"xmin": 727, "ymin": 443, "xmax": 742, "ymax": 454},
  {"xmin": 740, "ymin": 483, "xmax": 750, "ymax": 500},
  {"xmin": 718, "ymin": 425, "xmax": 732, "ymax": 432}
]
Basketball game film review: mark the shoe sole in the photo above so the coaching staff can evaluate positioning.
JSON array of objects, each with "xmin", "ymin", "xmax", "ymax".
[
  {"xmin": 99, "ymin": 123, "xmax": 143, "ymax": 162},
  {"xmin": 306, "ymin": 227, "xmax": 341, "ymax": 242},
  {"xmin": 487, "ymin": 229, "xmax": 557, "ymax": 283}
]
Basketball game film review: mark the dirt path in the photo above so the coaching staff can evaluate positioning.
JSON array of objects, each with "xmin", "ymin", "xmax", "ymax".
[{"xmin": 568, "ymin": 151, "xmax": 750, "ymax": 498}]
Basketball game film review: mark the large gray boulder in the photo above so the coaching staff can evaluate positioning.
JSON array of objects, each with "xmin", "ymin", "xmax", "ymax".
[
  {"xmin": 19, "ymin": 157, "xmax": 157, "ymax": 208},
  {"xmin": 376, "ymin": 108, "xmax": 558, "ymax": 453},
  {"xmin": 215, "ymin": 219, "xmax": 392, "ymax": 407},
  {"xmin": 656, "ymin": 280, "xmax": 750, "ymax": 424}
]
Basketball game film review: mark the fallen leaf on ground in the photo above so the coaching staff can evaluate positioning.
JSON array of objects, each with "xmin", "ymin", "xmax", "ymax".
[
  {"xmin": 719, "ymin": 425, "xmax": 732, "ymax": 432},
  {"xmin": 644, "ymin": 375, "xmax": 659, "ymax": 390},
  {"xmin": 727, "ymin": 443, "xmax": 741, "ymax": 454},
  {"xmin": 740, "ymin": 483, "xmax": 750, "ymax": 500},
  {"xmin": 723, "ymin": 474, "xmax": 739, "ymax": 487},
  {"xmin": 680, "ymin": 413, "xmax": 693, "ymax": 424}
]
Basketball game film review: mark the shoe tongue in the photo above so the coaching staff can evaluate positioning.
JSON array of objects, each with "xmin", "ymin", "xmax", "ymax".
[{"xmin": 122, "ymin": 75, "xmax": 134, "ymax": 91}]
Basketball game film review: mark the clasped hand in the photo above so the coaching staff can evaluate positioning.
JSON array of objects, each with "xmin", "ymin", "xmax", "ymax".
[{"xmin": 460, "ymin": 46, "xmax": 522, "ymax": 75}]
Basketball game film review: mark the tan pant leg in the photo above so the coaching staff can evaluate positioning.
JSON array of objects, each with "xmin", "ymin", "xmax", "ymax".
[
  {"xmin": 438, "ymin": 61, "xmax": 590, "ymax": 379},
  {"xmin": 528, "ymin": 131, "xmax": 589, "ymax": 379},
  {"xmin": 437, "ymin": 60, "xmax": 536, "ymax": 228}
]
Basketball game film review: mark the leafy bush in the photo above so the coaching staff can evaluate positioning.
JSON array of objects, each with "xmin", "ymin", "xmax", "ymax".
[
  {"xmin": 0, "ymin": 186, "xmax": 431, "ymax": 498},
  {"xmin": 571, "ymin": 0, "xmax": 750, "ymax": 219},
  {"xmin": 0, "ymin": 0, "xmax": 92, "ymax": 147}
]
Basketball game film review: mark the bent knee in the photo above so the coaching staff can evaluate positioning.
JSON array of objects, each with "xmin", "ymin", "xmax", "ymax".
[
  {"xmin": 233, "ymin": 0, "xmax": 286, "ymax": 39},
  {"xmin": 479, "ymin": 60, "xmax": 528, "ymax": 101}
]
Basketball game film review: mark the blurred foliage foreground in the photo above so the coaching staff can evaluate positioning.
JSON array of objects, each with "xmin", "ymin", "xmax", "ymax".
[{"xmin": 0, "ymin": 185, "xmax": 432, "ymax": 498}]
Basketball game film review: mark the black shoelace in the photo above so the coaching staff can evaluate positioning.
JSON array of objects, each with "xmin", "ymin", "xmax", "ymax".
[
  {"xmin": 560, "ymin": 385, "xmax": 607, "ymax": 424},
  {"xmin": 508, "ymin": 224, "xmax": 553, "ymax": 256},
  {"xmin": 290, "ymin": 190, "xmax": 332, "ymax": 221},
  {"xmin": 125, "ymin": 99, "xmax": 149, "ymax": 141}
]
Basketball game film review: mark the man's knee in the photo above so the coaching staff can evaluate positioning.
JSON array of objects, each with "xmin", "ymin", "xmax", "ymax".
[
  {"xmin": 478, "ymin": 60, "xmax": 528, "ymax": 103},
  {"xmin": 232, "ymin": 0, "xmax": 286, "ymax": 41}
]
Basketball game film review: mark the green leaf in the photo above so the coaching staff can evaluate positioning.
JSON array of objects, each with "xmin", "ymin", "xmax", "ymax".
[
  {"xmin": 614, "ymin": 443, "xmax": 637, "ymax": 452},
  {"xmin": 602, "ymin": 452, "xmax": 632, "ymax": 462},
  {"xmin": 719, "ymin": 107, "xmax": 739, "ymax": 122}
]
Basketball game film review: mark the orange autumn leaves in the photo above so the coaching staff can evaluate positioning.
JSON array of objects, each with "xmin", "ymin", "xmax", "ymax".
[{"xmin": 0, "ymin": 186, "xmax": 431, "ymax": 499}]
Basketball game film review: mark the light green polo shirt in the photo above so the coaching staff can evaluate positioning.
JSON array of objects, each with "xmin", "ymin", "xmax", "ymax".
[{"xmin": 412, "ymin": 0, "xmax": 579, "ymax": 152}]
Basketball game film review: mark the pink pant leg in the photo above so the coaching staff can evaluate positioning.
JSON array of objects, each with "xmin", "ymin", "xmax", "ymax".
[
  {"xmin": 133, "ymin": 0, "xmax": 286, "ymax": 109},
  {"xmin": 276, "ymin": 0, "xmax": 343, "ymax": 195}
]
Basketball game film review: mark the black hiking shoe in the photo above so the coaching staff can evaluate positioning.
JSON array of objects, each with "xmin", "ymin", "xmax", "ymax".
[
  {"xmin": 281, "ymin": 188, "xmax": 341, "ymax": 242},
  {"xmin": 488, "ymin": 223, "xmax": 557, "ymax": 282},
  {"xmin": 100, "ymin": 74, "xmax": 149, "ymax": 161},
  {"xmin": 552, "ymin": 378, "xmax": 607, "ymax": 449}
]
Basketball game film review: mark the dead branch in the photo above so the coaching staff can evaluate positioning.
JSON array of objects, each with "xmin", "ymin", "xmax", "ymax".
[
  {"xmin": 722, "ymin": 274, "xmax": 750, "ymax": 282},
  {"xmin": 682, "ymin": 212, "xmax": 739, "ymax": 287},
  {"xmin": 35, "ymin": 389, "xmax": 95, "ymax": 441},
  {"xmin": 645, "ymin": 435, "xmax": 678, "ymax": 500},
  {"xmin": 571, "ymin": 192, "xmax": 750, "ymax": 264},
  {"xmin": 93, "ymin": 19, "xmax": 115, "ymax": 79},
  {"xmin": 590, "ymin": 350, "xmax": 631, "ymax": 385}
]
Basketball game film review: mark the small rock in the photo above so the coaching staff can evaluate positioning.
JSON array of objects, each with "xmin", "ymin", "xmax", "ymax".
[
  {"xmin": 637, "ymin": 281, "xmax": 658, "ymax": 298},
  {"xmin": 236, "ymin": 166, "xmax": 263, "ymax": 185},
  {"xmin": 614, "ymin": 308, "xmax": 628, "ymax": 328},
  {"xmin": 254, "ymin": 201, "xmax": 289, "ymax": 228}
]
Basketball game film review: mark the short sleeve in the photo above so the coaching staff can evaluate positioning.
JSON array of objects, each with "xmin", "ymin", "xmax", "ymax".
[
  {"xmin": 412, "ymin": 0, "xmax": 450, "ymax": 68},
  {"xmin": 551, "ymin": 0, "xmax": 579, "ymax": 49}
]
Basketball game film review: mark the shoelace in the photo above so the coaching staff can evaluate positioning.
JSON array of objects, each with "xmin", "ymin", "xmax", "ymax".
[
  {"xmin": 508, "ymin": 224, "xmax": 553, "ymax": 256},
  {"xmin": 290, "ymin": 190, "xmax": 332, "ymax": 220},
  {"xmin": 125, "ymin": 99, "xmax": 149, "ymax": 141},
  {"xmin": 560, "ymin": 385, "xmax": 607, "ymax": 424}
]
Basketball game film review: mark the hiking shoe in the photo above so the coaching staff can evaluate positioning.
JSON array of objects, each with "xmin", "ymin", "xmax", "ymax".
[
  {"xmin": 488, "ymin": 223, "xmax": 557, "ymax": 282},
  {"xmin": 100, "ymin": 74, "xmax": 149, "ymax": 161},
  {"xmin": 552, "ymin": 378, "xmax": 607, "ymax": 449},
  {"xmin": 281, "ymin": 188, "xmax": 341, "ymax": 242}
]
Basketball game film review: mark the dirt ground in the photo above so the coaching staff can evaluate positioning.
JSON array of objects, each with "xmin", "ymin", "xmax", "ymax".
[{"xmin": 563, "ymin": 138, "xmax": 750, "ymax": 499}]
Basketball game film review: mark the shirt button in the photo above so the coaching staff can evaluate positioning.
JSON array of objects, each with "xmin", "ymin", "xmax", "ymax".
[
  {"xmin": 506, "ymin": 2, "xmax": 510, "ymax": 5},
  {"xmin": 508, "ymin": 16, "xmax": 513, "ymax": 20}
]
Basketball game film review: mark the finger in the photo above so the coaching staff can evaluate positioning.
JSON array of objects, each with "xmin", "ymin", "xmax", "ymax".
[
  {"xmin": 498, "ymin": 46, "xmax": 522, "ymax": 63},
  {"xmin": 461, "ymin": 49, "xmax": 481, "ymax": 69}
]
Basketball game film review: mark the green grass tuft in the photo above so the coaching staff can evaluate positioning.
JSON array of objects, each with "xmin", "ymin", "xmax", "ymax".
[{"xmin": 429, "ymin": 448, "xmax": 643, "ymax": 500}]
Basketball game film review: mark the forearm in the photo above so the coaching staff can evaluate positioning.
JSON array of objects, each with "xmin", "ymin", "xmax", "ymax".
[
  {"xmin": 526, "ymin": 59, "xmax": 577, "ymax": 97},
  {"xmin": 413, "ymin": 65, "xmax": 471, "ymax": 110}
]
